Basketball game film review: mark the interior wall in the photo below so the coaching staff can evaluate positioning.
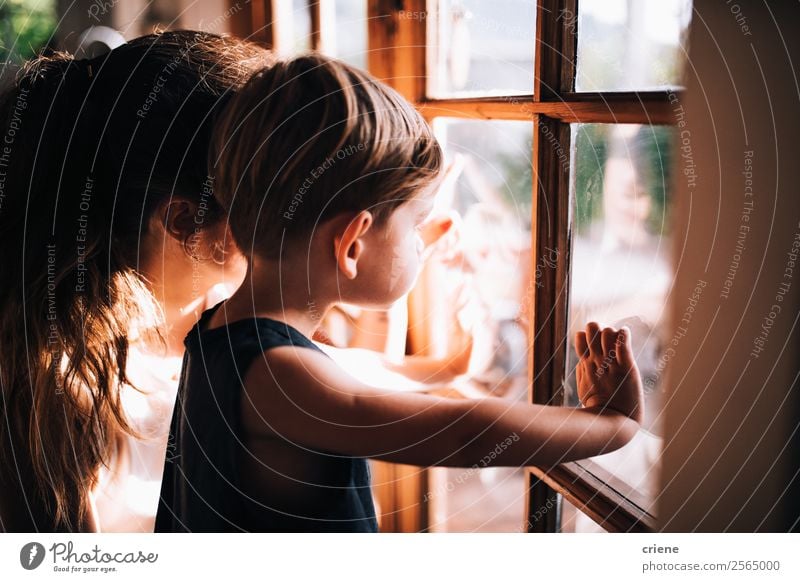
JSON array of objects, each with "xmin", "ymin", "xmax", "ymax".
[
  {"xmin": 659, "ymin": 0, "xmax": 800, "ymax": 532},
  {"xmin": 55, "ymin": 0, "xmax": 115, "ymax": 53},
  {"xmin": 54, "ymin": 0, "xmax": 233, "ymax": 51}
]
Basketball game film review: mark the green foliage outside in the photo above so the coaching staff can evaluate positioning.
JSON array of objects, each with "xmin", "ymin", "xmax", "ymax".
[{"xmin": 0, "ymin": 0, "xmax": 57, "ymax": 64}]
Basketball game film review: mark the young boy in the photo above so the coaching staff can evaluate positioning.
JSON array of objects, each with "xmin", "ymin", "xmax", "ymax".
[{"xmin": 155, "ymin": 55, "xmax": 644, "ymax": 532}]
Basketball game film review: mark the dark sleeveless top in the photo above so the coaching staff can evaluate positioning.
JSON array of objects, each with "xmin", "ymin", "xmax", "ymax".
[{"xmin": 154, "ymin": 302, "xmax": 378, "ymax": 532}]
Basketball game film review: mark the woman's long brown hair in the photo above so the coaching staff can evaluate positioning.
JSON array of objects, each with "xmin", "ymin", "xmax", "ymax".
[{"xmin": 0, "ymin": 30, "xmax": 269, "ymax": 531}]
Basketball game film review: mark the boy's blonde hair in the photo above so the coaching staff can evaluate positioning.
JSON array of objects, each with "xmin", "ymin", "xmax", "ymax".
[{"xmin": 210, "ymin": 54, "xmax": 443, "ymax": 259}]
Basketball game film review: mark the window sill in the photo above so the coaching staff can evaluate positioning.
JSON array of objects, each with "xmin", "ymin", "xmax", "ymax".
[{"xmin": 528, "ymin": 461, "xmax": 657, "ymax": 532}]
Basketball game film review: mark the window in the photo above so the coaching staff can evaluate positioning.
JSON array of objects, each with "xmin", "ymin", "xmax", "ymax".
[
  {"xmin": 566, "ymin": 123, "xmax": 673, "ymax": 521},
  {"xmin": 425, "ymin": 118, "xmax": 533, "ymax": 532},
  {"xmin": 427, "ymin": 0, "xmax": 537, "ymax": 97},
  {"xmin": 244, "ymin": 0, "xmax": 367, "ymax": 67},
  {"xmin": 290, "ymin": 0, "xmax": 312, "ymax": 52},
  {"xmin": 575, "ymin": 0, "xmax": 692, "ymax": 91},
  {"xmin": 237, "ymin": 0, "xmax": 690, "ymax": 532},
  {"xmin": 329, "ymin": 1, "xmax": 368, "ymax": 69}
]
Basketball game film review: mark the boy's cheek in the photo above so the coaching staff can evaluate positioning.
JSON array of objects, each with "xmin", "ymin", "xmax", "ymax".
[
  {"xmin": 383, "ymin": 243, "xmax": 422, "ymax": 297},
  {"xmin": 387, "ymin": 256, "xmax": 410, "ymax": 293},
  {"xmin": 387, "ymin": 248, "xmax": 417, "ymax": 291}
]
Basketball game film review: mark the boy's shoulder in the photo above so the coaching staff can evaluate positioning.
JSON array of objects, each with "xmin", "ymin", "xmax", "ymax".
[
  {"xmin": 244, "ymin": 340, "xmax": 336, "ymax": 390},
  {"xmin": 239, "ymin": 341, "xmax": 347, "ymax": 439}
]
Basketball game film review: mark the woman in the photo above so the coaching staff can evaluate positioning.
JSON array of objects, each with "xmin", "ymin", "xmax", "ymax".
[{"xmin": 0, "ymin": 30, "xmax": 271, "ymax": 532}]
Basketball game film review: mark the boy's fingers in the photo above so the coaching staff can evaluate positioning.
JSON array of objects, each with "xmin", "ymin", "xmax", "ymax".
[
  {"xmin": 574, "ymin": 330, "xmax": 589, "ymax": 358},
  {"xmin": 601, "ymin": 327, "xmax": 617, "ymax": 358},
  {"xmin": 586, "ymin": 322, "xmax": 603, "ymax": 359},
  {"xmin": 615, "ymin": 326, "xmax": 636, "ymax": 368}
]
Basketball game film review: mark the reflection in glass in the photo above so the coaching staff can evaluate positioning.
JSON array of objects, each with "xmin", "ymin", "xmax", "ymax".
[
  {"xmin": 427, "ymin": 0, "xmax": 536, "ymax": 97},
  {"xmin": 424, "ymin": 119, "xmax": 533, "ymax": 531},
  {"xmin": 565, "ymin": 123, "xmax": 674, "ymax": 529},
  {"xmin": 575, "ymin": 0, "xmax": 692, "ymax": 91}
]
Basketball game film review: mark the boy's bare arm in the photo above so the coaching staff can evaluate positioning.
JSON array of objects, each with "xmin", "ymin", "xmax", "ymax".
[{"xmin": 241, "ymin": 323, "xmax": 642, "ymax": 469}]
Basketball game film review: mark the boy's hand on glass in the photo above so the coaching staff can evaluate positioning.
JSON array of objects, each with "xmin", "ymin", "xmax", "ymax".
[{"xmin": 574, "ymin": 322, "xmax": 644, "ymax": 424}]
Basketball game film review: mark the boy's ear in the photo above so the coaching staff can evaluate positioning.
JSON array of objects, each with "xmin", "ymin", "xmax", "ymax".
[{"xmin": 334, "ymin": 210, "xmax": 373, "ymax": 279}]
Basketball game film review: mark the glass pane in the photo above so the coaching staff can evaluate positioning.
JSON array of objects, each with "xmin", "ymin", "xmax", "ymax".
[
  {"xmin": 292, "ymin": 0, "xmax": 312, "ymax": 53},
  {"xmin": 559, "ymin": 496, "xmax": 605, "ymax": 533},
  {"xmin": 424, "ymin": 119, "xmax": 532, "ymax": 532},
  {"xmin": 575, "ymin": 0, "xmax": 692, "ymax": 91},
  {"xmin": 566, "ymin": 123, "xmax": 675, "ymax": 517},
  {"xmin": 328, "ymin": 0, "xmax": 368, "ymax": 70},
  {"xmin": 427, "ymin": 0, "xmax": 536, "ymax": 97}
]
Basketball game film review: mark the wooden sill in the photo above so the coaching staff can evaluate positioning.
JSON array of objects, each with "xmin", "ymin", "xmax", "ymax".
[
  {"xmin": 529, "ymin": 461, "xmax": 657, "ymax": 532},
  {"xmin": 421, "ymin": 380, "xmax": 657, "ymax": 532},
  {"xmin": 429, "ymin": 380, "xmax": 657, "ymax": 532}
]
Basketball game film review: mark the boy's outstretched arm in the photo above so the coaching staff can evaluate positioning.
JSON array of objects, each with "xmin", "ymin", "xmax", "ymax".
[{"xmin": 241, "ymin": 322, "xmax": 643, "ymax": 469}]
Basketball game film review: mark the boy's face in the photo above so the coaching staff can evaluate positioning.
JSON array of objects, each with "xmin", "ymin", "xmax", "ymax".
[{"xmin": 355, "ymin": 187, "xmax": 437, "ymax": 307}]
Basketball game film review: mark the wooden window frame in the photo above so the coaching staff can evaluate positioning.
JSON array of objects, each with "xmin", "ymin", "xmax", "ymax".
[
  {"xmin": 239, "ymin": 0, "xmax": 678, "ymax": 532},
  {"xmin": 366, "ymin": 0, "xmax": 677, "ymax": 533}
]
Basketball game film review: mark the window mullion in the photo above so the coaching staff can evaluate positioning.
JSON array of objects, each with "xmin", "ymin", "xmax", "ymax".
[{"xmin": 525, "ymin": 0, "xmax": 572, "ymax": 534}]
